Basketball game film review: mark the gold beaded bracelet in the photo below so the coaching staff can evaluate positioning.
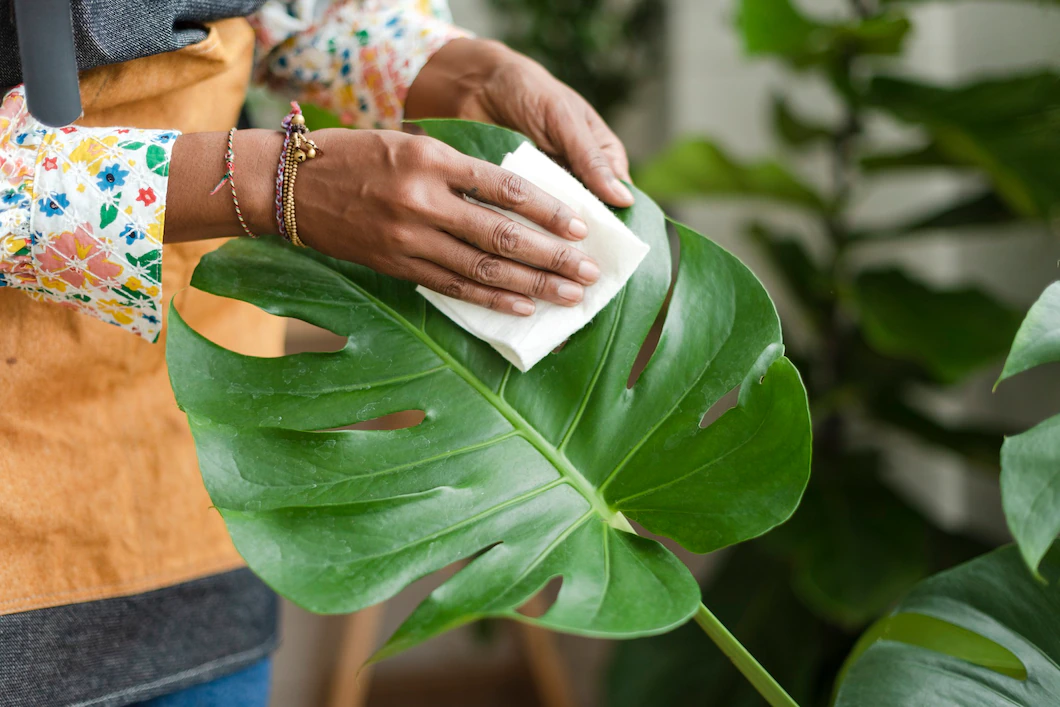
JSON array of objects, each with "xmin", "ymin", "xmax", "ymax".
[{"xmin": 275, "ymin": 104, "xmax": 321, "ymax": 248}]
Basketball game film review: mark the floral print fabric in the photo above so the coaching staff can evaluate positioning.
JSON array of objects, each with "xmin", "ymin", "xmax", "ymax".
[
  {"xmin": 0, "ymin": 1, "xmax": 464, "ymax": 340},
  {"xmin": 0, "ymin": 87, "xmax": 172, "ymax": 341},
  {"xmin": 252, "ymin": 0, "xmax": 469, "ymax": 129}
]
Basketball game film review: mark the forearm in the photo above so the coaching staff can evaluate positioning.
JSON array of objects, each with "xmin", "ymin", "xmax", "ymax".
[{"xmin": 165, "ymin": 130, "xmax": 283, "ymax": 243}]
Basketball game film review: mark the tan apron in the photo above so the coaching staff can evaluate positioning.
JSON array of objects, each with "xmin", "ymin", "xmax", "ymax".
[{"xmin": 0, "ymin": 18, "xmax": 286, "ymax": 615}]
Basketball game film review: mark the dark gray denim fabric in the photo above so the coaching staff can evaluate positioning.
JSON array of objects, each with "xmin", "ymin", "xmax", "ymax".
[
  {"xmin": 0, "ymin": 0, "xmax": 269, "ymax": 89},
  {"xmin": 0, "ymin": 569, "xmax": 278, "ymax": 707}
]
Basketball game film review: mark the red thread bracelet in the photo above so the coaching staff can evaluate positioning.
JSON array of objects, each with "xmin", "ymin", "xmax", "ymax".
[{"xmin": 210, "ymin": 127, "xmax": 257, "ymax": 239}]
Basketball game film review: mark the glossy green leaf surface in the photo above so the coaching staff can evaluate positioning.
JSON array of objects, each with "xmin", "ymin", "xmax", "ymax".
[
  {"xmin": 1002, "ymin": 415, "xmax": 1060, "ymax": 578},
  {"xmin": 737, "ymin": 0, "xmax": 910, "ymax": 69},
  {"xmin": 635, "ymin": 137, "xmax": 827, "ymax": 212},
  {"xmin": 853, "ymin": 269, "xmax": 1023, "ymax": 384},
  {"xmin": 835, "ymin": 543, "xmax": 1060, "ymax": 706},
  {"xmin": 867, "ymin": 73, "xmax": 1060, "ymax": 218},
  {"xmin": 999, "ymin": 282, "xmax": 1060, "ymax": 384},
  {"xmin": 997, "ymin": 282, "xmax": 1060, "ymax": 576},
  {"xmin": 167, "ymin": 120, "xmax": 812, "ymax": 658}
]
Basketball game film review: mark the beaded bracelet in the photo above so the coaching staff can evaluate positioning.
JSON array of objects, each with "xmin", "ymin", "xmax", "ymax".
[
  {"xmin": 209, "ymin": 127, "xmax": 257, "ymax": 239},
  {"xmin": 274, "ymin": 102, "xmax": 321, "ymax": 248}
]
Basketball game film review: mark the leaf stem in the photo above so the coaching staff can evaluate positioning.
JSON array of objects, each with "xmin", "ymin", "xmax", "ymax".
[{"xmin": 692, "ymin": 602, "xmax": 800, "ymax": 707}]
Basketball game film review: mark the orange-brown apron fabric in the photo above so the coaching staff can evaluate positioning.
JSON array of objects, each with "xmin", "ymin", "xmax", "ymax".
[{"xmin": 0, "ymin": 18, "xmax": 286, "ymax": 616}]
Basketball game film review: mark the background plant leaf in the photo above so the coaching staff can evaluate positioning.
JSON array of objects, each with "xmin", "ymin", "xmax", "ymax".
[
  {"xmin": 866, "ymin": 72, "xmax": 1060, "ymax": 218},
  {"xmin": 634, "ymin": 137, "xmax": 827, "ymax": 211},
  {"xmin": 1002, "ymin": 415, "xmax": 1060, "ymax": 578},
  {"xmin": 850, "ymin": 191, "xmax": 1018, "ymax": 240},
  {"xmin": 996, "ymin": 282, "xmax": 1060, "ymax": 576},
  {"xmin": 737, "ymin": 0, "xmax": 911, "ymax": 69},
  {"xmin": 772, "ymin": 96, "xmax": 834, "ymax": 149},
  {"xmin": 762, "ymin": 453, "xmax": 929, "ymax": 628},
  {"xmin": 749, "ymin": 223, "xmax": 833, "ymax": 319},
  {"xmin": 167, "ymin": 120, "xmax": 813, "ymax": 661},
  {"xmin": 998, "ymin": 281, "xmax": 1060, "ymax": 384},
  {"xmin": 834, "ymin": 543, "xmax": 1060, "ymax": 706},
  {"xmin": 860, "ymin": 142, "xmax": 960, "ymax": 172},
  {"xmin": 852, "ymin": 268, "xmax": 1024, "ymax": 383},
  {"xmin": 869, "ymin": 394, "xmax": 1005, "ymax": 469}
]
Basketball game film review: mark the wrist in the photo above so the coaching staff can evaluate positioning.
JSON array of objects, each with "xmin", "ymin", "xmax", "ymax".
[
  {"xmin": 235, "ymin": 129, "xmax": 285, "ymax": 236},
  {"xmin": 405, "ymin": 37, "xmax": 520, "ymax": 120}
]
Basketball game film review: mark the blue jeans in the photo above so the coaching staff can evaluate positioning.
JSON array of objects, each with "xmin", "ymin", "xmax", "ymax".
[{"xmin": 135, "ymin": 658, "xmax": 272, "ymax": 707}]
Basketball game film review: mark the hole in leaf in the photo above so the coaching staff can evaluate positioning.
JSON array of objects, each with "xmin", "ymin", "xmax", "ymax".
[
  {"xmin": 320, "ymin": 410, "xmax": 426, "ymax": 432},
  {"xmin": 700, "ymin": 386, "xmax": 740, "ymax": 429},
  {"xmin": 515, "ymin": 576, "xmax": 563, "ymax": 618},
  {"xmin": 285, "ymin": 320, "xmax": 348, "ymax": 354},
  {"xmin": 628, "ymin": 225, "xmax": 680, "ymax": 389}
]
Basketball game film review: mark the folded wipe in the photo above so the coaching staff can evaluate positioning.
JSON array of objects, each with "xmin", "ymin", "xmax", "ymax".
[{"xmin": 417, "ymin": 142, "xmax": 650, "ymax": 372}]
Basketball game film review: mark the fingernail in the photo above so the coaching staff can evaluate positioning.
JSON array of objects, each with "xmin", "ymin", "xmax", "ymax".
[
  {"xmin": 568, "ymin": 217, "xmax": 588, "ymax": 239},
  {"xmin": 578, "ymin": 259, "xmax": 600, "ymax": 283},
  {"xmin": 557, "ymin": 283, "xmax": 583, "ymax": 303},
  {"xmin": 512, "ymin": 300, "xmax": 535, "ymax": 316},
  {"xmin": 611, "ymin": 179, "xmax": 634, "ymax": 203}
]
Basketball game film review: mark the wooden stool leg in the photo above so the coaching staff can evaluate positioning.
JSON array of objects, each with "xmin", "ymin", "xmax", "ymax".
[{"xmin": 327, "ymin": 603, "xmax": 387, "ymax": 707}]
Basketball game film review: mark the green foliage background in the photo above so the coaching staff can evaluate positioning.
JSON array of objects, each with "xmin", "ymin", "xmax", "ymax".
[{"xmin": 204, "ymin": 0, "xmax": 1060, "ymax": 701}]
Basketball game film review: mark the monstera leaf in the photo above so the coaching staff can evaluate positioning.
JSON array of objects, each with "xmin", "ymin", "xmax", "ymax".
[
  {"xmin": 166, "ymin": 120, "xmax": 812, "ymax": 664},
  {"xmin": 834, "ymin": 543, "xmax": 1060, "ymax": 706},
  {"xmin": 997, "ymin": 282, "xmax": 1060, "ymax": 577}
]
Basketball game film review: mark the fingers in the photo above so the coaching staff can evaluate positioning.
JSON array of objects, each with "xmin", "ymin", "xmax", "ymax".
[
  {"xmin": 406, "ymin": 258, "xmax": 536, "ymax": 317},
  {"xmin": 586, "ymin": 108, "xmax": 632, "ymax": 183},
  {"xmin": 551, "ymin": 110, "xmax": 634, "ymax": 208},
  {"xmin": 438, "ymin": 198, "xmax": 601, "ymax": 287},
  {"xmin": 418, "ymin": 231, "xmax": 588, "ymax": 307},
  {"xmin": 448, "ymin": 156, "xmax": 589, "ymax": 241}
]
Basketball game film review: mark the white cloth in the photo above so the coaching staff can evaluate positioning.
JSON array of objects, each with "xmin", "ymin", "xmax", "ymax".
[{"xmin": 418, "ymin": 142, "xmax": 651, "ymax": 372}]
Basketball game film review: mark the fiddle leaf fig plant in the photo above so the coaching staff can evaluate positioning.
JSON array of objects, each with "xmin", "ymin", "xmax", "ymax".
[{"xmin": 167, "ymin": 120, "xmax": 812, "ymax": 705}]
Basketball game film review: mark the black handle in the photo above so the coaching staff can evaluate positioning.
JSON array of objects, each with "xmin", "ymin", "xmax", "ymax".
[{"xmin": 14, "ymin": 0, "xmax": 82, "ymax": 127}]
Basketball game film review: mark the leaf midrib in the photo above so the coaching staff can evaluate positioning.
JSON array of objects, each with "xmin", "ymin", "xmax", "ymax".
[{"xmin": 350, "ymin": 283, "xmax": 627, "ymax": 527}]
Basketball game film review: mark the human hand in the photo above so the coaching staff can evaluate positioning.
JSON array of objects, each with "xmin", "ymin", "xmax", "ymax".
[
  {"xmin": 406, "ymin": 38, "xmax": 635, "ymax": 208},
  {"xmin": 279, "ymin": 129, "xmax": 602, "ymax": 316}
]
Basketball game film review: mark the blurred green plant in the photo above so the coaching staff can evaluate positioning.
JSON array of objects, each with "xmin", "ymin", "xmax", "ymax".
[
  {"xmin": 608, "ymin": 0, "xmax": 1060, "ymax": 703},
  {"xmin": 996, "ymin": 282, "xmax": 1060, "ymax": 578},
  {"xmin": 486, "ymin": 0, "xmax": 664, "ymax": 119}
]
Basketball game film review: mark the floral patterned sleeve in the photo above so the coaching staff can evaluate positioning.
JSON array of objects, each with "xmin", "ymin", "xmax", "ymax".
[
  {"xmin": 251, "ymin": 0, "xmax": 470, "ymax": 129},
  {"xmin": 0, "ymin": 86, "xmax": 174, "ymax": 342}
]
